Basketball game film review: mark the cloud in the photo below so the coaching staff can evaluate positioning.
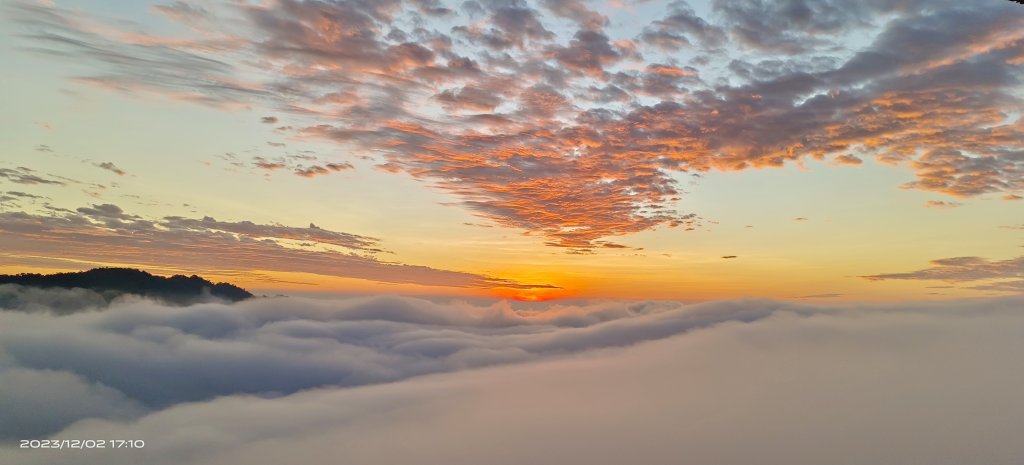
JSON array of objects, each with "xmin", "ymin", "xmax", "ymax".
[
  {"xmin": 862, "ymin": 255, "xmax": 1024, "ymax": 293},
  {"xmin": 159, "ymin": 215, "xmax": 380, "ymax": 250},
  {"xmin": 0, "ymin": 363, "xmax": 145, "ymax": 441},
  {"xmin": 539, "ymin": 0, "xmax": 606, "ymax": 31},
  {"xmin": 411, "ymin": 0, "xmax": 454, "ymax": 17},
  {"xmin": 292, "ymin": 165, "xmax": 329, "ymax": 177},
  {"xmin": 0, "ymin": 167, "xmax": 64, "ymax": 186},
  {"xmin": 924, "ymin": 200, "xmax": 963, "ymax": 209},
  {"xmin": 251, "ymin": 157, "xmax": 286, "ymax": 171},
  {"xmin": 0, "ymin": 284, "xmax": 109, "ymax": 314},
  {"xmin": 433, "ymin": 86, "xmax": 503, "ymax": 111},
  {"xmin": 833, "ymin": 154, "xmax": 863, "ymax": 165},
  {"xmin": 5, "ymin": 191, "xmax": 48, "ymax": 200},
  {"xmin": 325, "ymin": 162, "xmax": 354, "ymax": 171},
  {"xmin": 972, "ymin": 280, "xmax": 1024, "ymax": 292},
  {"xmin": 6, "ymin": 1, "xmax": 260, "ymax": 107},
  {"xmin": 903, "ymin": 148, "xmax": 1024, "ymax": 198},
  {"xmin": 0, "ymin": 204, "xmax": 554, "ymax": 290},
  {"xmin": 291, "ymin": 162, "xmax": 354, "ymax": 177},
  {"xmin": 76, "ymin": 203, "xmax": 137, "ymax": 221},
  {"xmin": 639, "ymin": 0, "xmax": 725, "ymax": 51},
  {"xmin": 548, "ymin": 30, "xmax": 621, "ymax": 77},
  {"xmin": 151, "ymin": 1, "xmax": 208, "ymax": 23},
  {"xmin": 1, "ymin": 295, "xmax": 1023, "ymax": 464},
  {"xmin": 487, "ymin": 4, "xmax": 555, "ymax": 48},
  {"xmin": 0, "ymin": 191, "xmax": 50, "ymax": 208},
  {"xmin": 246, "ymin": 155, "xmax": 354, "ymax": 178},
  {"xmin": 712, "ymin": 0, "xmax": 872, "ymax": 53},
  {"xmin": 0, "ymin": 294, "xmax": 795, "ymax": 434},
  {"xmin": 93, "ymin": 162, "xmax": 126, "ymax": 176},
  {"xmin": 9, "ymin": 0, "xmax": 1024, "ymax": 248}
]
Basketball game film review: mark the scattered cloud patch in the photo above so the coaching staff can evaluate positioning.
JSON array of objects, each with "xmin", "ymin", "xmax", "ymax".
[
  {"xmin": 798, "ymin": 293, "xmax": 843, "ymax": 298},
  {"xmin": 0, "ymin": 167, "xmax": 64, "ymax": 186},
  {"xmin": 833, "ymin": 154, "xmax": 863, "ymax": 165},
  {"xmin": 93, "ymin": 162, "xmax": 127, "ymax": 176},
  {"xmin": 924, "ymin": 200, "xmax": 963, "ymax": 209}
]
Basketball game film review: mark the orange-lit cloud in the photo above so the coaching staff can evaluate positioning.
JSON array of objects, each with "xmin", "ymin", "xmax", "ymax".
[{"xmin": 9, "ymin": 0, "xmax": 1024, "ymax": 250}]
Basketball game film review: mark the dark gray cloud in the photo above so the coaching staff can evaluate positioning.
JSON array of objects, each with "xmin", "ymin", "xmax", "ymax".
[
  {"xmin": 411, "ymin": 0, "xmax": 455, "ymax": 16},
  {"xmin": 0, "ymin": 191, "xmax": 49, "ymax": 208},
  {"xmin": 292, "ymin": 164, "xmax": 350, "ymax": 177},
  {"xmin": 639, "ymin": 0, "xmax": 724, "ymax": 51},
  {"xmin": 709, "ymin": 0, "xmax": 925, "ymax": 54},
  {"xmin": 548, "ymin": 29, "xmax": 621, "ymax": 76},
  {"xmin": 433, "ymin": 85, "xmax": 503, "ymax": 111},
  {"xmin": 244, "ymin": 154, "xmax": 356, "ymax": 178},
  {"xmin": 76, "ymin": 203, "xmax": 137, "ymax": 221},
  {"xmin": 539, "ymin": 0, "xmax": 606, "ymax": 30},
  {"xmin": 92, "ymin": 162, "xmax": 126, "ymax": 176},
  {"xmin": 487, "ymin": 3, "xmax": 554, "ymax": 48},
  {"xmin": 5, "ymin": 191, "xmax": 48, "ymax": 199},
  {"xmin": 0, "ymin": 167, "xmax": 64, "ymax": 186}
]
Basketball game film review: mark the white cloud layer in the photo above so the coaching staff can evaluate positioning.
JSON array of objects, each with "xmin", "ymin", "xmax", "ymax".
[{"xmin": 2, "ymin": 294, "xmax": 1024, "ymax": 464}]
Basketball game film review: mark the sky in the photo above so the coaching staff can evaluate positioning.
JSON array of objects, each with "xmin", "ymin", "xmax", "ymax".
[{"xmin": 1, "ymin": 0, "xmax": 1022, "ymax": 301}]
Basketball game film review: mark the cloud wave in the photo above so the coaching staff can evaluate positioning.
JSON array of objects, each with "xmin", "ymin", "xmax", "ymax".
[{"xmin": 2, "ymin": 292, "xmax": 1024, "ymax": 465}]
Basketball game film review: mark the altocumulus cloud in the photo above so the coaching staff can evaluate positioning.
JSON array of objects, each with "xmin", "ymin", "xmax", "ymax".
[
  {"xmin": 2, "ymin": 293, "xmax": 1024, "ymax": 464},
  {"xmin": 11, "ymin": 0, "xmax": 1023, "ymax": 249}
]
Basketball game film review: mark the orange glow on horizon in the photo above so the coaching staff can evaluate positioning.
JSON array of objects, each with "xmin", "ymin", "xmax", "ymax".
[{"xmin": 493, "ymin": 287, "xmax": 572, "ymax": 302}]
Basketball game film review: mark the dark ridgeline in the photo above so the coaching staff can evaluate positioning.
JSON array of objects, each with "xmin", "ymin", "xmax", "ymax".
[{"xmin": 0, "ymin": 267, "xmax": 253, "ymax": 305}]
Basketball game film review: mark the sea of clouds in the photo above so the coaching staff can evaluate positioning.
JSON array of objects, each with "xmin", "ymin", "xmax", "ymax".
[{"xmin": 2, "ymin": 290, "xmax": 1023, "ymax": 465}]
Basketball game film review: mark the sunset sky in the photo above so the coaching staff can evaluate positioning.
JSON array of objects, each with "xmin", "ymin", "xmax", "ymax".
[{"xmin": 1, "ymin": 0, "xmax": 1021, "ymax": 301}]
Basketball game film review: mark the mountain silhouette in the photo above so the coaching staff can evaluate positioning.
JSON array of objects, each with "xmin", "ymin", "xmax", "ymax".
[{"xmin": 0, "ymin": 268, "xmax": 253, "ymax": 306}]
